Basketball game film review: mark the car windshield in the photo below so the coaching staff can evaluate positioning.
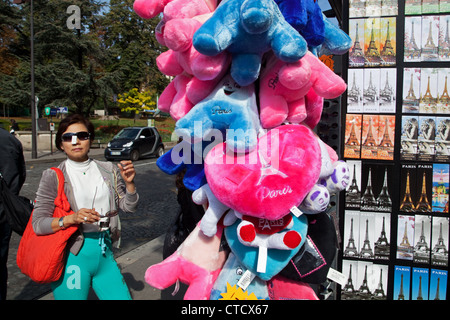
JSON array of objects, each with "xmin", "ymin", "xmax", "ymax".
[{"xmin": 114, "ymin": 128, "xmax": 140, "ymax": 139}]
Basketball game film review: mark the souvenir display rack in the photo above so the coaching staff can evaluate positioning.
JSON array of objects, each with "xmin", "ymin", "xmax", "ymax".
[{"xmin": 337, "ymin": 0, "xmax": 450, "ymax": 300}]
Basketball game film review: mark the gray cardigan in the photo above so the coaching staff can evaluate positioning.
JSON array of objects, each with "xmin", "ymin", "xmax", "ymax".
[{"xmin": 32, "ymin": 159, "xmax": 139, "ymax": 255}]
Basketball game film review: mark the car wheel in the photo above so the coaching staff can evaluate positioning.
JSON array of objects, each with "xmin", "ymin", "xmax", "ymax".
[
  {"xmin": 155, "ymin": 146, "xmax": 164, "ymax": 158},
  {"xmin": 130, "ymin": 149, "xmax": 140, "ymax": 161}
]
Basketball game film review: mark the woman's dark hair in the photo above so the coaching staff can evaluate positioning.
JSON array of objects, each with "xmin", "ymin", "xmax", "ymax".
[{"xmin": 55, "ymin": 114, "xmax": 95, "ymax": 151}]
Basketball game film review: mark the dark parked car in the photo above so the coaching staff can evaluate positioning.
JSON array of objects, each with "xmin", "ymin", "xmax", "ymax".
[{"xmin": 104, "ymin": 126, "xmax": 165, "ymax": 161}]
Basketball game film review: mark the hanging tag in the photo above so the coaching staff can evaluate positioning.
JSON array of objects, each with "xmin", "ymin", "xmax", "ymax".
[
  {"xmin": 327, "ymin": 268, "xmax": 348, "ymax": 287},
  {"xmin": 290, "ymin": 206, "xmax": 303, "ymax": 217},
  {"xmin": 256, "ymin": 246, "xmax": 268, "ymax": 273},
  {"xmin": 71, "ymin": 135, "xmax": 77, "ymax": 144},
  {"xmin": 237, "ymin": 270, "xmax": 256, "ymax": 291}
]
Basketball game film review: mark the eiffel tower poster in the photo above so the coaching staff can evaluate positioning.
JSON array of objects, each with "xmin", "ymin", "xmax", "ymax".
[
  {"xmin": 400, "ymin": 115, "xmax": 419, "ymax": 161},
  {"xmin": 431, "ymin": 217, "xmax": 449, "ymax": 267},
  {"xmin": 400, "ymin": 164, "xmax": 418, "ymax": 212},
  {"xmin": 359, "ymin": 214, "xmax": 375, "ymax": 259},
  {"xmin": 344, "ymin": 114, "xmax": 362, "ymax": 159},
  {"xmin": 397, "ymin": 215, "xmax": 415, "ymax": 260},
  {"xmin": 412, "ymin": 268, "xmax": 429, "ymax": 301},
  {"xmin": 379, "ymin": 68, "xmax": 396, "ymax": 113},
  {"xmin": 437, "ymin": 69, "xmax": 450, "ymax": 113},
  {"xmin": 429, "ymin": 269, "xmax": 448, "ymax": 300},
  {"xmin": 343, "ymin": 211, "xmax": 360, "ymax": 258},
  {"xmin": 364, "ymin": 18, "xmax": 382, "ymax": 67},
  {"xmin": 349, "ymin": 19, "xmax": 365, "ymax": 67},
  {"xmin": 419, "ymin": 68, "xmax": 438, "ymax": 113},
  {"xmin": 402, "ymin": 68, "xmax": 421, "ymax": 112},
  {"xmin": 374, "ymin": 213, "xmax": 390, "ymax": 259},
  {"xmin": 361, "ymin": 115, "xmax": 379, "ymax": 160},
  {"xmin": 394, "ymin": 266, "xmax": 411, "ymax": 300},
  {"xmin": 418, "ymin": 116, "xmax": 436, "ymax": 162},
  {"xmin": 404, "ymin": 16, "xmax": 422, "ymax": 62},
  {"xmin": 439, "ymin": 16, "xmax": 450, "ymax": 61},
  {"xmin": 413, "ymin": 215, "xmax": 431, "ymax": 264},
  {"xmin": 347, "ymin": 69, "xmax": 364, "ymax": 112},
  {"xmin": 377, "ymin": 115, "xmax": 395, "ymax": 160},
  {"xmin": 363, "ymin": 69, "xmax": 380, "ymax": 113},
  {"xmin": 380, "ymin": 17, "xmax": 396, "ymax": 66},
  {"xmin": 435, "ymin": 117, "xmax": 450, "ymax": 163},
  {"xmin": 345, "ymin": 160, "xmax": 362, "ymax": 209},
  {"xmin": 421, "ymin": 16, "xmax": 439, "ymax": 61}
]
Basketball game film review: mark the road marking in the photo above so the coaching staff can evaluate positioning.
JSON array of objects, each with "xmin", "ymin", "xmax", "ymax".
[{"xmin": 134, "ymin": 161, "xmax": 157, "ymax": 167}]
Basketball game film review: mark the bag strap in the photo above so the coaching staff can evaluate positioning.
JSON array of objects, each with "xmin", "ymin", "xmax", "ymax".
[{"xmin": 50, "ymin": 167, "xmax": 71, "ymax": 212}]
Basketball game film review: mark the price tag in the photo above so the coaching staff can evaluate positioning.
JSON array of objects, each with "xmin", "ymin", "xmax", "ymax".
[
  {"xmin": 256, "ymin": 246, "xmax": 268, "ymax": 273},
  {"xmin": 290, "ymin": 206, "xmax": 303, "ymax": 217},
  {"xmin": 237, "ymin": 270, "xmax": 255, "ymax": 291},
  {"xmin": 327, "ymin": 268, "xmax": 348, "ymax": 287}
]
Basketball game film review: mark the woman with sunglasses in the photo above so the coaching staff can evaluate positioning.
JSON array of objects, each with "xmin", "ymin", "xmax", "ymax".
[{"xmin": 31, "ymin": 114, "xmax": 138, "ymax": 300}]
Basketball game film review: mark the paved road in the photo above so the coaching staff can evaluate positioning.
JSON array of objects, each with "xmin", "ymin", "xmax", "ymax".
[{"xmin": 6, "ymin": 153, "xmax": 179, "ymax": 300}]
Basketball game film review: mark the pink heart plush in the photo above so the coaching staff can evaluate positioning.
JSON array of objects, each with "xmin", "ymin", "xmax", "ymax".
[{"xmin": 205, "ymin": 124, "xmax": 321, "ymax": 220}]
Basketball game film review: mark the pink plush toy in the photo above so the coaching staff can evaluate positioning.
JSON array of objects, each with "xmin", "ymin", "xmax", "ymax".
[
  {"xmin": 267, "ymin": 275, "xmax": 319, "ymax": 300},
  {"xmin": 204, "ymin": 124, "xmax": 322, "ymax": 220},
  {"xmin": 133, "ymin": 0, "xmax": 217, "ymax": 20},
  {"xmin": 259, "ymin": 51, "xmax": 347, "ymax": 129},
  {"xmin": 156, "ymin": 15, "xmax": 231, "ymax": 120},
  {"xmin": 145, "ymin": 221, "xmax": 228, "ymax": 300}
]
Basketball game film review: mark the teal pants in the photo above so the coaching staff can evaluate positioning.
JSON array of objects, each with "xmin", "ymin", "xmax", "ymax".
[{"xmin": 51, "ymin": 232, "xmax": 131, "ymax": 300}]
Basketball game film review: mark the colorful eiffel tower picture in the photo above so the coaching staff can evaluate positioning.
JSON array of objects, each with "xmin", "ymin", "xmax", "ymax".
[
  {"xmin": 394, "ymin": 266, "xmax": 411, "ymax": 300},
  {"xmin": 364, "ymin": 18, "xmax": 382, "ymax": 67},
  {"xmin": 412, "ymin": 268, "xmax": 429, "ymax": 301},
  {"xmin": 344, "ymin": 114, "xmax": 362, "ymax": 159},
  {"xmin": 429, "ymin": 269, "xmax": 447, "ymax": 300},
  {"xmin": 432, "ymin": 163, "xmax": 449, "ymax": 213},
  {"xmin": 349, "ymin": 19, "xmax": 365, "ymax": 67},
  {"xmin": 361, "ymin": 115, "xmax": 379, "ymax": 159},
  {"xmin": 400, "ymin": 164, "xmax": 418, "ymax": 212},
  {"xmin": 380, "ymin": 17, "xmax": 396, "ymax": 66},
  {"xmin": 377, "ymin": 115, "xmax": 395, "ymax": 160}
]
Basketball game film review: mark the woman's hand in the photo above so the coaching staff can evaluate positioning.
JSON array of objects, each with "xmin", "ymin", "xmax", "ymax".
[
  {"xmin": 118, "ymin": 160, "xmax": 136, "ymax": 193},
  {"xmin": 70, "ymin": 208, "xmax": 100, "ymax": 224}
]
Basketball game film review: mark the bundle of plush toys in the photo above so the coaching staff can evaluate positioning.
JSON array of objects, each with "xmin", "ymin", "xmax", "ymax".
[{"xmin": 133, "ymin": 0, "xmax": 352, "ymax": 300}]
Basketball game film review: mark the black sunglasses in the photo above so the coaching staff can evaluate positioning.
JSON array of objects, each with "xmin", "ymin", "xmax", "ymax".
[{"xmin": 62, "ymin": 131, "xmax": 91, "ymax": 142}]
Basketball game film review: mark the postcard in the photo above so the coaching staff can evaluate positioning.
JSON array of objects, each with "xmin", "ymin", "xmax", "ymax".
[
  {"xmin": 380, "ymin": 17, "xmax": 396, "ymax": 66},
  {"xmin": 345, "ymin": 160, "xmax": 362, "ymax": 209},
  {"xmin": 432, "ymin": 163, "xmax": 449, "ymax": 213},
  {"xmin": 347, "ymin": 69, "xmax": 364, "ymax": 112},
  {"xmin": 377, "ymin": 115, "xmax": 395, "ymax": 160},
  {"xmin": 364, "ymin": 18, "xmax": 382, "ymax": 67},
  {"xmin": 393, "ymin": 265, "xmax": 411, "ymax": 300},
  {"xmin": 436, "ymin": 68, "xmax": 450, "ymax": 113},
  {"xmin": 374, "ymin": 212, "xmax": 391, "ymax": 260},
  {"xmin": 341, "ymin": 260, "xmax": 358, "ymax": 300},
  {"xmin": 419, "ymin": 68, "xmax": 439, "ymax": 113},
  {"xmin": 438, "ymin": 16, "xmax": 450, "ymax": 61},
  {"xmin": 399, "ymin": 163, "xmax": 418, "ymax": 212},
  {"xmin": 404, "ymin": 16, "xmax": 422, "ymax": 62},
  {"xmin": 397, "ymin": 215, "xmax": 415, "ymax": 261},
  {"xmin": 349, "ymin": 0, "xmax": 366, "ymax": 18},
  {"xmin": 421, "ymin": 15, "xmax": 440, "ymax": 61},
  {"xmin": 441, "ymin": 0, "xmax": 450, "ymax": 13},
  {"xmin": 412, "ymin": 268, "xmax": 429, "ymax": 300},
  {"xmin": 429, "ymin": 269, "xmax": 448, "ymax": 300},
  {"xmin": 361, "ymin": 114, "xmax": 379, "ymax": 159},
  {"xmin": 381, "ymin": 0, "xmax": 398, "ymax": 16},
  {"xmin": 422, "ymin": 0, "xmax": 440, "ymax": 14},
  {"xmin": 349, "ymin": 19, "xmax": 365, "ymax": 68},
  {"xmin": 343, "ymin": 210, "xmax": 361, "ymax": 258},
  {"xmin": 359, "ymin": 212, "xmax": 375, "ymax": 259},
  {"xmin": 366, "ymin": 0, "xmax": 381, "ymax": 17},
  {"xmin": 418, "ymin": 116, "xmax": 436, "ymax": 162},
  {"xmin": 413, "ymin": 215, "xmax": 432, "ymax": 264},
  {"xmin": 403, "ymin": 68, "xmax": 421, "ymax": 112},
  {"xmin": 363, "ymin": 68, "xmax": 380, "ymax": 113},
  {"xmin": 431, "ymin": 216, "xmax": 449, "ymax": 267},
  {"xmin": 344, "ymin": 114, "xmax": 362, "ymax": 159},
  {"xmin": 405, "ymin": 0, "xmax": 422, "ymax": 15},
  {"xmin": 400, "ymin": 115, "xmax": 419, "ymax": 161},
  {"xmin": 435, "ymin": 117, "xmax": 450, "ymax": 162},
  {"xmin": 379, "ymin": 68, "xmax": 396, "ymax": 113}
]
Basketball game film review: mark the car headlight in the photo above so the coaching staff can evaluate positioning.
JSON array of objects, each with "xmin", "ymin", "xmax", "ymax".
[
  {"xmin": 123, "ymin": 141, "xmax": 133, "ymax": 147},
  {"xmin": 107, "ymin": 142, "xmax": 111, "ymax": 148}
]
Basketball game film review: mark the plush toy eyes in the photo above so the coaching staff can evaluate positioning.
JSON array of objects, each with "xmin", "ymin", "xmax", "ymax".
[{"xmin": 236, "ymin": 267, "xmax": 244, "ymax": 276}]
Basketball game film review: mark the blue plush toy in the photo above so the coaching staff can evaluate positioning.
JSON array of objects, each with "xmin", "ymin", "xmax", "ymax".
[
  {"xmin": 192, "ymin": 0, "xmax": 307, "ymax": 86},
  {"xmin": 175, "ymin": 73, "xmax": 262, "ymax": 154}
]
